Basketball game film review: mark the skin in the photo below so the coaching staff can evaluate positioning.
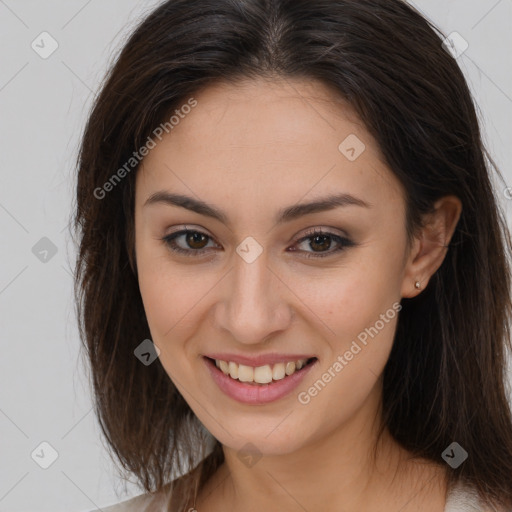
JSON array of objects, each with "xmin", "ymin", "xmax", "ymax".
[{"xmin": 133, "ymin": 76, "xmax": 462, "ymax": 512}]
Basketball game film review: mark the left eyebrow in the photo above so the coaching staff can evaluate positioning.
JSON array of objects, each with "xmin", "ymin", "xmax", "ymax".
[
  {"xmin": 276, "ymin": 193, "xmax": 372, "ymax": 224},
  {"xmin": 143, "ymin": 191, "xmax": 372, "ymax": 226}
]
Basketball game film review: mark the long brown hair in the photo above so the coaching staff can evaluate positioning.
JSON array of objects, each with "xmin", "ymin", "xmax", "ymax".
[{"xmin": 72, "ymin": 0, "xmax": 512, "ymax": 509}]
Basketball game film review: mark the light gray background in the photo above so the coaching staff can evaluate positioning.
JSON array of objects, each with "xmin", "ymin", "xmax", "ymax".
[{"xmin": 0, "ymin": 1, "xmax": 511, "ymax": 510}]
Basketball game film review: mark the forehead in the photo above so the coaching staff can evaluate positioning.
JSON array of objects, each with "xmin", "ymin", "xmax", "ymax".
[{"xmin": 135, "ymin": 77, "xmax": 405, "ymax": 224}]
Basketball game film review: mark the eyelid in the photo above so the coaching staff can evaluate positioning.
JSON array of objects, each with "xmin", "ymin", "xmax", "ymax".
[
  {"xmin": 165, "ymin": 224, "xmax": 211, "ymax": 236},
  {"xmin": 297, "ymin": 226, "xmax": 349, "ymax": 240}
]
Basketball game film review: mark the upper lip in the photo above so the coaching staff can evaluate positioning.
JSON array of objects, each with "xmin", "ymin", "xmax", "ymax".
[{"xmin": 204, "ymin": 353, "xmax": 316, "ymax": 366}]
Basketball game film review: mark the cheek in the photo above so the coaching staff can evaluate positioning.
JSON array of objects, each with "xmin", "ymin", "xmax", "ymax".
[
  {"xmin": 287, "ymin": 244, "xmax": 403, "ymax": 407},
  {"xmin": 135, "ymin": 238, "xmax": 211, "ymax": 351},
  {"xmin": 292, "ymin": 282, "xmax": 399, "ymax": 439},
  {"xmin": 136, "ymin": 261, "xmax": 211, "ymax": 390},
  {"xmin": 289, "ymin": 256, "xmax": 401, "ymax": 343},
  {"xmin": 296, "ymin": 271, "xmax": 399, "ymax": 379}
]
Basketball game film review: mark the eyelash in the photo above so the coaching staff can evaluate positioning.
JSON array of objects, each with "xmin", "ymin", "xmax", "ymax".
[{"xmin": 161, "ymin": 228, "xmax": 354, "ymax": 259}]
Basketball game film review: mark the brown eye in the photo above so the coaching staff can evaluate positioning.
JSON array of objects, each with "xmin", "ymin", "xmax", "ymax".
[
  {"xmin": 291, "ymin": 229, "xmax": 355, "ymax": 259},
  {"xmin": 162, "ymin": 229, "xmax": 218, "ymax": 256},
  {"xmin": 309, "ymin": 234, "xmax": 333, "ymax": 252},
  {"xmin": 186, "ymin": 231, "xmax": 209, "ymax": 249}
]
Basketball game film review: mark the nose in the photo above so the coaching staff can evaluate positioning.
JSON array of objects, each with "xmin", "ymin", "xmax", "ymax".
[{"xmin": 214, "ymin": 250, "xmax": 293, "ymax": 345}]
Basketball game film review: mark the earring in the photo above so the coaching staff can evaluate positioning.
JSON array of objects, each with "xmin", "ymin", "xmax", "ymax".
[{"xmin": 415, "ymin": 281, "xmax": 421, "ymax": 289}]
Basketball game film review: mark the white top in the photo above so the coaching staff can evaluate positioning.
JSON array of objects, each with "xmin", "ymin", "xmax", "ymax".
[{"xmin": 90, "ymin": 481, "xmax": 490, "ymax": 511}]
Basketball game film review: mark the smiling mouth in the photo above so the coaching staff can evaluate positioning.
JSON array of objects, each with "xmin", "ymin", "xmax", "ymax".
[{"xmin": 205, "ymin": 356, "xmax": 317, "ymax": 385}]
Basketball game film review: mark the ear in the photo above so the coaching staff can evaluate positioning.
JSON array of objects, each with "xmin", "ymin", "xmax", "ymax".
[{"xmin": 401, "ymin": 195, "xmax": 462, "ymax": 298}]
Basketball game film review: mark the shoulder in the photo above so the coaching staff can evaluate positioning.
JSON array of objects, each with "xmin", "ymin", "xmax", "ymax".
[
  {"xmin": 86, "ymin": 491, "xmax": 154, "ymax": 512},
  {"xmin": 444, "ymin": 481, "xmax": 505, "ymax": 512},
  {"xmin": 88, "ymin": 470, "xmax": 197, "ymax": 512}
]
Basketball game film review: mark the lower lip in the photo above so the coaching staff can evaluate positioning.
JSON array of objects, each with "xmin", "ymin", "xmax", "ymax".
[{"xmin": 203, "ymin": 357, "xmax": 318, "ymax": 405}]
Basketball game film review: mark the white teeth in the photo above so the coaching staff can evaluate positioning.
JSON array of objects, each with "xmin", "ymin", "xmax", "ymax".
[
  {"xmin": 213, "ymin": 358, "xmax": 311, "ymax": 384},
  {"xmin": 285, "ymin": 362, "xmax": 296, "ymax": 375},
  {"xmin": 272, "ymin": 363, "xmax": 286, "ymax": 381},
  {"xmin": 238, "ymin": 364, "xmax": 254, "ymax": 382},
  {"xmin": 219, "ymin": 360, "xmax": 229, "ymax": 375},
  {"xmin": 254, "ymin": 365, "xmax": 273, "ymax": 384},
  {"xmin": 228, "ymin": 361, "xmax": 238, "ymax": 379}
]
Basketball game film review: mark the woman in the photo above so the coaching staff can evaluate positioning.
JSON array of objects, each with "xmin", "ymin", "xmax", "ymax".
[{"xmin": 73, "ymin": 0, "xmax": 512, "ymax": 510}]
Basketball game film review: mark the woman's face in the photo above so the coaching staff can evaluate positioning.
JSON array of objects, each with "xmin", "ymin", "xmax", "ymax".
[{"xmin": 134, "ymin": 77, "xmax": 415, "ymax": 455}]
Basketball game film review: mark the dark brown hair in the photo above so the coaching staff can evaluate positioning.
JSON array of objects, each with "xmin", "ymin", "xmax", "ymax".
[{"xmin": 72, "ymin": 0, "xmax": 512, "ymax": 509}]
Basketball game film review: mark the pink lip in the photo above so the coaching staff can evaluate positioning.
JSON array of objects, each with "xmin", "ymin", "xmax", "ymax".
[
  {"xmin": 203, "ymin": 356, "xmax": 318, "ymax": 405},
  {"xmin": 203, "ymin": 352, "xmax": 316, "ymax": 366}
]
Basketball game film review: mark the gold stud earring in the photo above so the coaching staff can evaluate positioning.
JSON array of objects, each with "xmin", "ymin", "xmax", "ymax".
[{"xmin": 415, "ymin": 281, "xmax": 421, "ymax": 289}]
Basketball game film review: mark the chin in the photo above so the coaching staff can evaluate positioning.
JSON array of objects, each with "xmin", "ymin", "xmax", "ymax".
[{"xmin": 203, "ymin": 415, "xmax": 313, "ymax": 457}]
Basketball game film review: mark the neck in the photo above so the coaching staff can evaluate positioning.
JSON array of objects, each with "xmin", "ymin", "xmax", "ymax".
[{"xmin": 196, "ymin": 381, "xmax": 447, "ymax": 512}]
